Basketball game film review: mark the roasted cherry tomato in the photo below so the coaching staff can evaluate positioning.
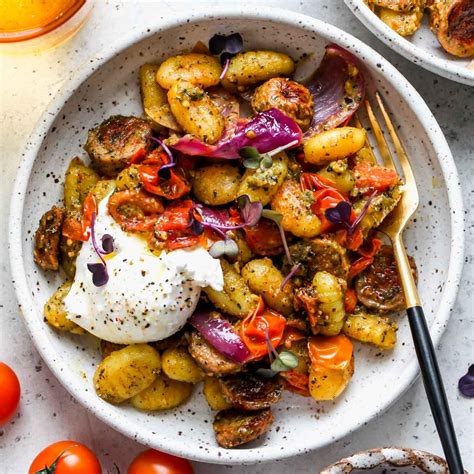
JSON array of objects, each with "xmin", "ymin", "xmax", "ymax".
[
  {"xmin": 0, "ymin": 362, "xmax": 20, "ymax": 425},
  {"xmin": 243, "ymin": 218, "xmax": 283, "ymax": 256},
  {"xmin": 347, "ymin": 238, "xmax": 382, "ymax": 280},
  {"xmin": 29, "ymin": 441, "xmax": 101, "ymax": 474},
  {"xmin": 128, "ymin": 449, "xmax": 194, "ymax": 474},
  {"xmin": 61, "ymin": 193, "xmax": 97, "ymax": 242},
  {"xmin": 344, "ymin": 288, "xmax": 358, "ymax": 314},
  {"xmin": 281, "ymin": 327, "xmax": 306, "ymax": 349},
  {"xmin": 241, "ymin": 297, "xmax": 286, "ymax": 359},
  {"xmin": 308, "ymin": 335, "xmax": 353, "ymax": 371},
  {"xmin": 280, "ymin": 370, "xmax": 310, "ymax": 397},
  {"xmin": 354, "ymin": 162, "xmax": 399, "ymax": 192}
]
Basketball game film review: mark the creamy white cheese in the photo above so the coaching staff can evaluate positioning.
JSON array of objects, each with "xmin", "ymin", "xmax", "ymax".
[{"xmin": 64, "ymin": 192, "xmax": 223, "ymax": 344}]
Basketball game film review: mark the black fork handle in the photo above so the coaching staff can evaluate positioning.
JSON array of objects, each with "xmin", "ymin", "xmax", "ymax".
[{"xmin": 407, "ymin": 306, "xmax": 464, "ymax": 473}]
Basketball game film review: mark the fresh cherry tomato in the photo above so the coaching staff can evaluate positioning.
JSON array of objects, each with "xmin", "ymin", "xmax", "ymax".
[
  {"xmin": 308, "ymin": 335, "xmax": 353, "ymax": 371},
  {"xmin": 128, "ymin": 449, "xmax": 194, "ymax": 474},
  {"xmin": 29, "ymin": 441, "xmax": 101, "ymax": 474},
  {"xmin": 240, "ymin": 297, "xmax": 286, "ymax": 359},
  {"xmin": 0, "ymin": 362, "xmax": 20, "ymax": 425}
]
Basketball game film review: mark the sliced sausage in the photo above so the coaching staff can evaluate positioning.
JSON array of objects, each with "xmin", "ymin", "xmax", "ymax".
[
  {"xmin": 84, "ymin": 115, "xmax": 152, "ymax": 177},
  {"xmin": 213, "ymin": 408, "xmax": 274, "ymax": 448},
  {"xmin": 33, "ymin": 206, "xmax": 65, "ymax": 271},
  {"xmin": 219, "ymin": 374, "xmax": 282, "ymax": 410},
  {"xmin": 355, "ymin": 245, "xmax": 417, "ymax": 313},
  {"xmin": 188, "ymin": 332, "xmax": 242, "ymax": 376}
]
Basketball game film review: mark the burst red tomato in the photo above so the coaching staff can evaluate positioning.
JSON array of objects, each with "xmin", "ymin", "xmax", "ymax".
[
  {"xmin": 29, "ymin": 441, "xmax": 101, "ymax": 474},
  {"xmin": 0, "ymin": 362, "xmax": 20, "ymax": 425},
  {"xmin": 128, "ymin": 449, "xmax": 194, "ymax": 474}
]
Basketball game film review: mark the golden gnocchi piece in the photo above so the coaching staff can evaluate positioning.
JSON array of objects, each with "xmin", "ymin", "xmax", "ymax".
[
  {"xmin": 203, "ymin": 376, "xmax": 233, "ymax": 411},
  {"xmin": 93, "ymin": 344, "xmax": 161, "ymax": 404},
  {"xmin": 64, "ymin": 158, "xmax": 99, "ymax": 212},
  {"xmin": 241, "ymin": 258, "xmax": 294, "ymax": 316},
  {"xmin": 168, "ymin": 80, "xmax": 225, "ymax": 144},
  {"xmin": 222, "ymin": 51, "xmax": 295, "ymax": 92},
  {"xmin": 316, "ymin": 160, "xmax": 355, "ymax": 194},
  {"xmin": 139, "ymin": 63, "xmax": 182, "ymax": 131},
  {"xmin": 343, "ymin": 313, "xmax": 397, "ymax": 350},
  {"xmin": 156, "ymin": 53, "xmax": 222, "ymax": 89},
  {"xmin": 304, "ymin": 127, "xmax": 366, "ymax": 166},
  {"xmin": 204, "ymin": 259, "xmax": 258, "ymax": 318},
  {"xmin": 115, "ymin": 165, "xmax": 142, "ymax": 192},
  {"xmin": 309, "ymin": 356, "xmax": 354, "ymax": 401},
  {"xmin": 192, "ymin": 164, "xmax": 241, "ymax": 205},
  {"xmin": 271, "ymin": 179, "xmax": 321, "ymax": 238},
  {"xmin": 130, "ymin": 374, "xmax": 193, "ymax": 411},
  {"xmin": 238, "ymin": 153, "xmax": 288, "ymax": 206},
  {"xmin": 379, "ymin": 7, "xmax": 423, "ymax": 36},
  {"xmin": 162, "ymin": 346, "xmax": 205, "ymax": 383},
  {"xmin": 43, "ymin": 281, "xmax": 84, "ymax": 334}
]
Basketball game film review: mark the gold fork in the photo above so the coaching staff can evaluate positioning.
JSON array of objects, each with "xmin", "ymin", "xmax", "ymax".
[{"xmin": 361, "ymin": 92, "xmax": 464, "ymax": 473}]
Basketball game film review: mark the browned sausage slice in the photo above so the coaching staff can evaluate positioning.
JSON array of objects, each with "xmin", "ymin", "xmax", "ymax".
[
  {"xmin": 85, "ymin": 115, "xmax": 152, "ymax": 177},
  {"xmin": 355, "ymin": 245, "xmax": 417, "ymax": 313},
  {"xmin": 34, "ymin": 206, "xmax": 65, "ymax": 271},
  {"xmin": 188, "ymin": 332, "xmax": 242, "ymax": 376},
  {"xmin": 219, "ymin": 374, "xmax": 282, "ymax": 410},
  {"xmin": 213, "ymin": 408, "xmax": 274, "ymax": 448}
]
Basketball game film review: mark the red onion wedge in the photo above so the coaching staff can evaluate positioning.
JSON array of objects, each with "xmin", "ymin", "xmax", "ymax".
[
  {"xmin": 305, "ymin": 44, "xmax": 366, "ymax": 138},
  {"xmin": 189, "ymin": 311, "xmax": 250, "ymax": 363},
  {"xmin": 171, "ymin": 108, "xmax": 302, "ymax": 159}
]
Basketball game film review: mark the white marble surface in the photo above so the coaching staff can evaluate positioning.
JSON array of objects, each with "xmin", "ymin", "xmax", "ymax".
[{"xmin": 0, "ymin": 1, "xmax": 472, "ymax": 473}]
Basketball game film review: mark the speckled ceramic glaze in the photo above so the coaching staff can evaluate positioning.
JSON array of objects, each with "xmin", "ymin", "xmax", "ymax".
[
  {"xmin": 9, "ymin": 7, "xmax": 464, "ymax": 465},
  {"xmin": 321, "ymin": 447, "xmax": 452, "ymax": 473},
  {"xmin": 345, "ymin": 0, "xmax": 474, "ymax": 86}
]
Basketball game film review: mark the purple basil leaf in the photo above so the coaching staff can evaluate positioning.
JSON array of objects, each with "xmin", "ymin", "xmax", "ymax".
[
  {"xmin": 209, "ymin": 34, "xmax": 227, "ymax": 55},
  {"xmin": 348, "ymin": 191, "xmax": 377, "ymax": 235},
  {"xmin": 190, "ymin": 217, "xmax": 204, "ymax": 236},
  {"xmin": 101, "ymin": 234, "xmax": 115, "ymax": 254},
  {"xmin": 237, "ymin": 195, "xmax": 263, "ymax": 227},
  {"xmin": 459, "ymin": 364, "xmax": 474, "ymax": 398},
  {"xmin": 305, "ymin": 44, "xmax": 366, "ymax": 138},
  {"xmin": 87, "ymin": 263, "xmax": 109, "ymax": 287},
  {"xmin": 172, "ymin": 108, "xmax": 302, "ymax": 159},
  {"xmin": 223, "ymin": 33, "xmax": 243, "ymax": 54},
  {"xmin": 198, "ymin": 206, "xmax": 231, "ymax": 227},
  {"xmin": 325, "ymin": 201, "xmax": 352, "ymax": 226}
]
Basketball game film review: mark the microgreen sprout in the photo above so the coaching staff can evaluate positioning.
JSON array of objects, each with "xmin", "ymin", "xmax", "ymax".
[
  {"xmin": 261, "ymin": 209, "xmax": 293, "ymax": 266},
  {"xmin": 209, "ymin": 33, "xmax": 243, "ymax": 80},
  {"xmin": 459, "ymin": 364, "xmax": 474, "ymax": 398},
  {"xmin": 239, "ymin": 139, "xmax": 299, "ymax": 170}
]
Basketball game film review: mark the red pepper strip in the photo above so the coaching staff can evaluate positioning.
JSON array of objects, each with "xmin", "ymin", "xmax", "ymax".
[
  {"xmin": 281, "ymin": 327, "xmax": 306, "ymax": 349},
  {"xmin": 347, "ymin": 237, "xmax": 382, "ymax": 280},
  {"xmin": 280, "ymin": 370, "xmax": 310, "ymax": 397},
  {"xmin": 308, "ymin": 335, "xmax": 353, "ymax": 371},
  {"xmin": 344, "ymin": 288, "xmax": 358, "ymax": 313},
  {"xmin": 354, "ymin": 162, "xmax": 399, "ymax": 192},
  {"xmin": 240, "ymin": 297, "xmax": 287, "ymax": 360},
  {"xmin": 108, "ymin": 189, "xmax": 164, "ymax": 232},
  {"xmin": 61, "ymin": 193, "xmax": 97, "ymax": 242}
]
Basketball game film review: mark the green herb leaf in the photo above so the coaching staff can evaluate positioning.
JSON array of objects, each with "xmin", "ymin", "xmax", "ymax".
[
  {"xmin": 270, "ymin": 350, "xmax": 299, "ymax": 372},
  {"xmin": 239, "ymin": 146, "xmax": 261, "ymax": 160},
  {"xmin": 262, "ymin": 209, "xmax": 283, "ymax": 225},
  {"xmin": 243, "ymin": 157, "xmax": 261, "ymax": 169},
  {"xmin": 209, "ymin": 239, "xmax": 239, "ymax": 258},
  {"xmin": 260, "ymin": 154, "xmax": 273, "ymax": 169}
]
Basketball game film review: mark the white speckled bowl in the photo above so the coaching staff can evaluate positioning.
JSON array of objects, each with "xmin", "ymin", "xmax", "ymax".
[
  {"xmin": 344, "ymin": 0, "xmax": 474, "ymax": 86},
  {"xmin": 9, "ymin": 7, "xmax": 464, "ymax": 465},
  {"xmin": 321, "ymin": 447, "xmax": 452, "ymax": 473}
]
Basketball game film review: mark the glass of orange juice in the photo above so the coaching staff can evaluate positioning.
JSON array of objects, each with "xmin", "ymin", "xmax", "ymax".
[{"xmin": 0, "ymin": 0, "xmax": 94, "ymax": 52}]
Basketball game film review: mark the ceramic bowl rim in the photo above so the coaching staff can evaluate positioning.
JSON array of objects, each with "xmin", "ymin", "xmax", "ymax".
[
  {"xmin": 344, "ymin": 0, "xmax": 474, "ymax": 86},
  {"xmin": 8, "ymin": 6, "xmax": 465, "ymax": 464}
]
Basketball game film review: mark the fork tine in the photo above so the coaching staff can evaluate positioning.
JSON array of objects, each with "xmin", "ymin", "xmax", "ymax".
[
  {"xmin": 375, "ymin": 92, "xmax": 417, "ymax": 188},
  {"xmin": 364, "ymin": 99, "xmax": 397, "ymax": 171},
  {"xmin": 354, "ymin": 113, "xmax": 378, "ymax": 163}
]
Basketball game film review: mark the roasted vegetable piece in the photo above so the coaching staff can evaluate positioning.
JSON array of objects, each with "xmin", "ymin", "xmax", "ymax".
[
  {"xmin": 64, "ymin": 158, "xmax": 99, "ymax": 212},
  {"xmin": 241, "ymin": 258, "xmax": 294, "ymax": 315},
  {"xmin": 213, "ymin": 408, "xmax": 274, "ymax": 448},
  {"xmin": 238, "ymin": 152, "xmax": 289, "ymax": 206},
  {"xmin": 271, "ymin": 179, "xmax": 321, "ymax": 238},
  {"xmin": 222, "ymin": 50, "xmax": 295, "ymax": 92},
  {"xmin": 168, "ymin": 80, "xmax": 225, "ymax": 144},
  {"xmin": 343, "ymin": 313, "xmax": 397, "ymax": 350},
  {"xmin": 140, "ymin": 63, "xmax": 182, "ymax": 131},
  {"xmin": 93, "ymin": 344, "xmax": 161, "ymax": 404},
  {"xmin": 287, "ymin": 237, "xmax": 350, "ymax": 280},
  {"xmin": 188, "ymin": 332, "xmax": 243, "ymax": 376},
  {"xmin": 203, "ymin": 376, "xmax": 233, "ymax": 411},
  {"xmin": 204, "ymin": 259, "xmax": 258, "ymax": 318},
  {"xmin": 379, "ymin": 6, "xmax": 424, "ymax": 36},
  {"xmin": 59, "ymin": 235, "xmax": 82, "ymax": 279},
  {"xmin": 251, "ymin": 78, "xmax": 314, "ymax": 130},
  {"xmin": 192, "ymin": 163, "xmax": 241, "ymax": 205},
  {"xmin": 34, "ymin": 206, "xmax": 65, "ymax": 271},
  {"xmin": 130, "ymin": 374, "xmax": 193, "ymax": 411},
  {"xmin": 44, "ymin": 281, "xmax": 83, "ymax": 333},
  {"xmin": 156, "ymin": 53, "xmax": 222, "ymax": 89},
  {"xmin": 219, "ymin": 374, "xmax": 282, "ymax": 410},
  {"xmin": 355, "ymin": 245, "xmax": 417, "ymax": 313},
  {"xmin": 309, "ymin": 356, "xmax": 354, "ymax": 401},
  {"xmin": 162, "ymin": 346, "xmax": 205, "ymax": 383},
  {"xmin": 368, "ymin": 0, "xmax": 418, "ymax": 11},
  {"xmin": 115, "ymin": 165, "xmax": 142, "ymax": 191},
  {"xmin": 85, "ymin": 116, "xmax": 152, "ymax": 177}
]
